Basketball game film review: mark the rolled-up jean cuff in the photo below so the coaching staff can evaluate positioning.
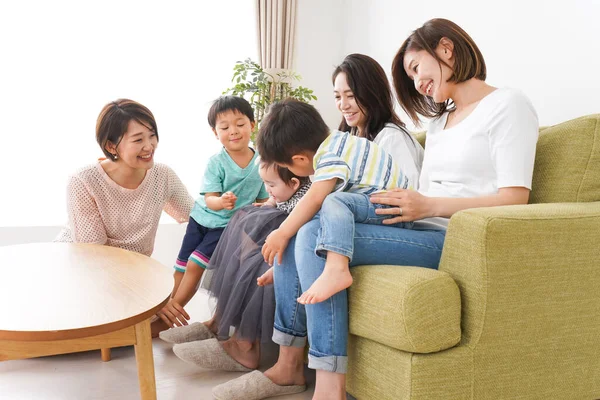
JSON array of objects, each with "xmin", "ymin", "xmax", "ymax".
[
  {"xmin": 308, "ymin": 354, "xmax": 348, "ymax": 374},
  {"xmin": 272, "ymin": 327, "xmax": 307, "ymax": 348},
  {"xmin": 315, "ymin": 244, "xmax": 353, "ymax": 262}
]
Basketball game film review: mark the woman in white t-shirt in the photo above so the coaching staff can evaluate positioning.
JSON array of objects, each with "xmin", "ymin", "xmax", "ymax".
[{"xmin": 213, "ymin": 19, "xmax": 539, "ymax": 400}]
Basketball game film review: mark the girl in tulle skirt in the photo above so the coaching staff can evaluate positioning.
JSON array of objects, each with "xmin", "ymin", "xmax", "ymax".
[{"xmin": 160, "ymin": 161, "xmax": 310, "ymax": 371}]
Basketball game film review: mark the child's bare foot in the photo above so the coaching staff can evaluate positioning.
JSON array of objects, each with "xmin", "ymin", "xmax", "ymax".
[
  {"xmin": 257, "ymin": 267, "xmax": 274, "ymax": 286},
  {"xmin": 151, "ymin": 318, "xmax": 170, "ymax": 338},
  {"xmin": 297, "ymin": 255, "xmax": 352, "ymax": 304}
]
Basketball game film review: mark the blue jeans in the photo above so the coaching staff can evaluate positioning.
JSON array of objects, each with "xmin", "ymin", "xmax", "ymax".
[
  {"xmin": 317, "ymin": 192, "xmax": 413, "ymax": 261},
  {"xmin": 272, "ymin": 219, "xmax": 446, "ymax": 373}
]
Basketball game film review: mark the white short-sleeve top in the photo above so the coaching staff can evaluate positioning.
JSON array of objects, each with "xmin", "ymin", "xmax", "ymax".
[{"xmin": 417, "ymin": 88, "xmax": 539, "ymax": 229}]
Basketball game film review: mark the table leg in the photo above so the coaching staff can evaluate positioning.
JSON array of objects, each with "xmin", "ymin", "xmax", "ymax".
[
  {"xmin": 134, "ymin": 319, "xmax": 157, "ymax": 400},
  {"xmin": 101, "ymin": 348, "xmax": 111, "ymax": 361}
]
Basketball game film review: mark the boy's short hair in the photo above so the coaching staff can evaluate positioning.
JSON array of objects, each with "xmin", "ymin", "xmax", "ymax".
[
  {"xmin": 207, "ymin": 96, "xmax": 255, "ymax": 128},
  {"xmin": 256, "ymin": 98, "xmax": 329, "ymax": 164}
]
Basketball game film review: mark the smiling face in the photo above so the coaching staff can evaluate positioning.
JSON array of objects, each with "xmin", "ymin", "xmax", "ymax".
[
  {"xmin": 108, "ymin": 118, "xmax": 157, "ymax": 170},
  {"xmin": 403, "ymin": 44, "xmax": 454, "ymax": 104},
  {"xmin": 334, "ymin": 72, "xmax": 367, "ymax": 132},
  {"xmin": 259, "ymin": 164, "xmax": 299, "ymax": 203},
  {"xmin": 213, "ymin": 110, "xmax": 254, "ymax": 153}
]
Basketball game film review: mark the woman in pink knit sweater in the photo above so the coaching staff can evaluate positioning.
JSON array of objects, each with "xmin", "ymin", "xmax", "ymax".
[{"xmin": 55, "ymin": 99, "xmax": 194, "ymax": 331}]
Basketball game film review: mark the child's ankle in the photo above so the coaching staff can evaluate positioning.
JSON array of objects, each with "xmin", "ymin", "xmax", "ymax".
[{"xmin": 325, "ymin": 252, "xmax": 350, "ymax": 270}]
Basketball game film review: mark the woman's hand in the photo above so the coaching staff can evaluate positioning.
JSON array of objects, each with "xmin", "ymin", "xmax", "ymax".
[{"xmin": 370, "ymin": 189, "xmax": 434, "ymax": 224}]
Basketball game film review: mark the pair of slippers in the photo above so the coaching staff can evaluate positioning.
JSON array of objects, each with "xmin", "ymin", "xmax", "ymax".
[
  {"xmin": 159, "ymin": 323, "xmax": 248, "ymax": 371},
  {"xmin": 159, "ymin": 323, "xmax": 306, "ymax": 399}
]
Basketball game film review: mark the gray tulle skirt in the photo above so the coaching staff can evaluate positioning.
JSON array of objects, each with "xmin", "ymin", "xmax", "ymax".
[{"xmin": 202, "ymin": 205, "xmax": 287, "ymax": 343}]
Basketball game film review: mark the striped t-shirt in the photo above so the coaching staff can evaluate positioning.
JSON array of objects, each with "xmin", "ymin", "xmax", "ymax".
[{"xmin": 312, "ymin": 130, "xmax": 409, "ymax": 194}]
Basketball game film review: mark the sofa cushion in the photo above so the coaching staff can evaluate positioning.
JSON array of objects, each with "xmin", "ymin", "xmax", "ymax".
[
  {"xmin": 348, "ymin": 265, "xmax": 461, "ymax": 353},
  {"xmin": 530, "ymin": 114, "xmax": 600, "ymax": 203}
]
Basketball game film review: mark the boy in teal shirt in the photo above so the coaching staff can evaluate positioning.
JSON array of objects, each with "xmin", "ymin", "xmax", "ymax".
[{"xmin": 155, "ymin": 96, "xmax": 268, "ymax": 335}]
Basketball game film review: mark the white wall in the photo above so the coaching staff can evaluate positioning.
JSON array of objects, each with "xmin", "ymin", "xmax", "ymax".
[
  {"xmin": 295, "ymin": 0, "xmax": 345, "ymax": 128},
  {"xmin": 4, "ymin": 2, "xmax": 598, "ymax": 264},
  {"xmin": 0, "ymin": 0, "xmax": 257, "ymax": 228},
  {"xmin": 295, "ymin": 0, "xmax": 600, "ymax": 129}
]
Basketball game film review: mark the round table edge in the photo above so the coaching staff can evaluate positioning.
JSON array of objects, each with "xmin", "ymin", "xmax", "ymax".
[{"xmin": 0, "ymin": 296, "xmax": 170, "ymax": 342}]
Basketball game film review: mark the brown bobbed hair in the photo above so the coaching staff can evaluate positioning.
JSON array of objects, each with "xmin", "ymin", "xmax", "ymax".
[
  {"xmin": 332, "ymin": 53, "xmax": 406, "ymax": 141},
  {"xmin": 392, "ymin": 18, "xmax": 487, "ymax": 125},
  {"xmin": 96, "ymin": 99, "xmax": 158, "ymax": 161}
]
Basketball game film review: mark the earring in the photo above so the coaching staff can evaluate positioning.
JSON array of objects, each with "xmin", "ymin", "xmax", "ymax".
[{"xmin": 113, "ymin": 153, "xmax": 118, "ymax": 160}]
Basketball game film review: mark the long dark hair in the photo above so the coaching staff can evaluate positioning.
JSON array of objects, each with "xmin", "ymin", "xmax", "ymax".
[
  {"xmin": 392, "ymin": 18, "xmax": 487, "ymax": 125},
  {"xmin": 332, "ymin": 53, "xmax": 405, "ymax": 141}
]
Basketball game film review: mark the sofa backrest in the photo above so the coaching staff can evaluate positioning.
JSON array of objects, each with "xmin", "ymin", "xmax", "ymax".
[
  {"xmin": 530, "ymin": 114, "xmax": 600, "ymax": 203},
  {"xmin": 412, "ymin": 114, "xmax": 600, "ymax": 204}
]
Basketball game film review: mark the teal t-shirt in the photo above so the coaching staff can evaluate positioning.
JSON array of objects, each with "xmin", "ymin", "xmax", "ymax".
[{"xmin": 190, "ymin": 148, "xmax": 269, "ymax": 228}]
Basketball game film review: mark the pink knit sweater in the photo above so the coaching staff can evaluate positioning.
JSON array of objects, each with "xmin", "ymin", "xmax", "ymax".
[{"xmin": 55, "ymin": 162, "xmax": 193, "ymax": 256}]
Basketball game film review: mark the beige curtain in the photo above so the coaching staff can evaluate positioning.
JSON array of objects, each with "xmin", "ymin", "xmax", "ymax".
[{"xmin": 256, "ymin": 0, "xmax": 297, "ymax": 70}]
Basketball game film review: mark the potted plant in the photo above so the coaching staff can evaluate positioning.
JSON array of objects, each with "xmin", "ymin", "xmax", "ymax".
[{"xmin": 223, "ymin": 58, "xmax": 317, "ymax": 141}]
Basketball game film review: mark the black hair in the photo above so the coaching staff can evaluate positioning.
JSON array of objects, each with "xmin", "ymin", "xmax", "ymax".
[
  {"xmin": 333, "ymin": 53, "xmax": 405, "ymax": 141},
  {"xmin": 260, "ymin": 160, "xmax": 302, "ymax": 186},
  {"xmin": 256, "ymin": 98, "xmax": 329, "ymax": 164},
  {"xmin": 207, "ymin": 95, "xmax": 255, "ymax": 128}
]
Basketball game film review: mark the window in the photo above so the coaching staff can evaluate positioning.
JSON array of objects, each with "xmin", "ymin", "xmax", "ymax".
[{"xmin": 0, "ymin": 1, "xmax": 257, "ymax": 227}]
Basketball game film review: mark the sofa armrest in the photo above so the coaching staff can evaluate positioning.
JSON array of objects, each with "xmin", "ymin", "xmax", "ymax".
[
  {"xmin": 348, "ymin": 265, "xmax": 461, "ymax": 353},
  {"xmin": 439, "ymin": 201, "xmax": 600, "ymax": 349}
]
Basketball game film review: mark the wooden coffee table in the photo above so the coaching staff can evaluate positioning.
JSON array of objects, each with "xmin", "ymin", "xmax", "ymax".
[{"xmin": 0, "ymin": 243, "xmax": 173, "ymax": 400}]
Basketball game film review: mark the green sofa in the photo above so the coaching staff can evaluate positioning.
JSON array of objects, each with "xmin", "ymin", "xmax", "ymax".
[{"xmin": 346, "ymin": 114, "xmax": 600, "ymax": 400}]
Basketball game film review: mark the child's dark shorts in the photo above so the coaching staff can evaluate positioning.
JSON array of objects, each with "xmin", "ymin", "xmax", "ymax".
[{"xmin": 173, "ymin": 217, "xmax": 225, "ymax": 272}]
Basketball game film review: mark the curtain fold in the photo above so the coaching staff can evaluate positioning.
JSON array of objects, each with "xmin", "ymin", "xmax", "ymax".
[{"xmin": 256, "ymin": 0, "xmax": 297, "ymax": 70}]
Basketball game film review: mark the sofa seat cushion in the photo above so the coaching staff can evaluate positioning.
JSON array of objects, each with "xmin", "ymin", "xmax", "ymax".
[{"xmin": 348, "ymin": 265, "xmax": 461, "ymax": 353}]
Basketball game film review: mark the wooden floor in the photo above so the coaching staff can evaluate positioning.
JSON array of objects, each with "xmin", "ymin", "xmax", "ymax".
[{"xmin": 0, "ymin": 290, "xmax": 318, "ymax": 400}]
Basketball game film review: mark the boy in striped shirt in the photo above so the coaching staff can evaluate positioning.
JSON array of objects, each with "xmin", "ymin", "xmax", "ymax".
[{"xmin": 257, "ymin": 99, "xmax": 411, "ymax": 304}]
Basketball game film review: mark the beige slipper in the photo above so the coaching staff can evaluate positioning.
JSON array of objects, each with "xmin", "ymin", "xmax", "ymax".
[
  {"xmin": 159, "ymin": 322, "xmax": 216, "ymax": 344},
  {"xmin": 212, "ymin": 370, "xmax": 306, "ymax": 400},
  {"xmin": 173, "ymin": 338, "xmax": 252, "ymax": 372}
]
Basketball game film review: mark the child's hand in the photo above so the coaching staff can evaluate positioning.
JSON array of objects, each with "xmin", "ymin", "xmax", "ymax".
[
  {"xmin": 220, "ymin": 191, "xmax": 237, "ymax": 210},
  {"xmin": 254, "ymin": 197, "xmax": 276, "ymax": 207},
  {"xmin": 262, "ymin": 228, "xmax": 290, "ymax": 266},
  {"xmin": 257, "ymin": 267, "xmax": 274, "ymax": 286},
  {"xmin": 157, "ymin": 299, "xmax": 190, "ymax": 328}
]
